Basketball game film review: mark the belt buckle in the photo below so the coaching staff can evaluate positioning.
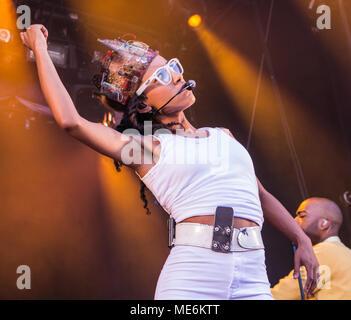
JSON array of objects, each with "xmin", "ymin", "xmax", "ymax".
[
  {"xmin": 237, "ymin": 226, "xmax": 263, "ymax": 250},
  {"xmin": 211, "ymin": 206, "xmax": 234, "ymax": 253}
]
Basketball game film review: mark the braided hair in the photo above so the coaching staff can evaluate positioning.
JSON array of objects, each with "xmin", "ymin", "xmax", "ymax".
[{"xmin": 97, "ymin": 92, "xmax": 184, "ymax": 215}]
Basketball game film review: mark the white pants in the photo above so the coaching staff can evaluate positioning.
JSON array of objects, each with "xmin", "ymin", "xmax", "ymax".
[{"xmin": 155, "ymin": 245, "xmax": 274, "ymax": 300}]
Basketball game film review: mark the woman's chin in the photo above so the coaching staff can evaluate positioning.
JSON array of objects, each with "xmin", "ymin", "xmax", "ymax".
[
  {"xmin": 166, "ymin": 94, "xmax": 196, "ymax": 113},
  {"xmin": 182, "ymin": 97, "xmax": 196, "ymax": 112},
  {"xmin": 187, "ymin": 95, "xmax": 196, "ymax": 107}
]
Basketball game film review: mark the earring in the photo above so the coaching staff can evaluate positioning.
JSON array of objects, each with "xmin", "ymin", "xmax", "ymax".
[{"xmin": 138, "ymin": 102, "xmax": 147, "ymax": 109}]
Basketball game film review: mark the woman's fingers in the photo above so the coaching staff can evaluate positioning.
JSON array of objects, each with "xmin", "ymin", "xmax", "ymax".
[
  {"xmin": 303, "ymin": 262, "xmax": 319, "ymax": 298},
  {"xmin": 309, "ymin": 265, "xmax": 319, "ymax": 296},
  {"xmin": 40, "ymin": 25, "xmax": 49, "ymax": 38},
  {"xmin": 19, "ymin": 24, "xmax": 48, "ymax": 50},
  {"xmin": 24, "ymin": 24, "xmax": 48, "ymax": 38},
  {"xmin": 19, "ymin": 31, "xmax": 29, "ymax": 48}
]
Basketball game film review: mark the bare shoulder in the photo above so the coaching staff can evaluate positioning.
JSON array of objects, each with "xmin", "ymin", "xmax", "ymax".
[
  {"xmin": 131, "ymin": 133, "xmax": 161, "ymax": 160},
  {"xmin": 133, "ymin": 134, "xmax": 162, "ymax": 178},
  {"xmin": 138, "ymin": 134, "xmax": 161, "ymax": 155},
  {"xmin": 218, "ymin": 127, "xmax": 235, "ymax": 139}
]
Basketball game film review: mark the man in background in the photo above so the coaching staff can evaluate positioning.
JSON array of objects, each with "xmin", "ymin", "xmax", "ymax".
[{"xmin": 271, "ymin": 197, "xmax": 351, "ymax": 300}]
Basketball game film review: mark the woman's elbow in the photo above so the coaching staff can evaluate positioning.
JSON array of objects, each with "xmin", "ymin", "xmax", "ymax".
[{"xmin": 61, "ymin": 119, "xmax": 80, "ymax": 132}]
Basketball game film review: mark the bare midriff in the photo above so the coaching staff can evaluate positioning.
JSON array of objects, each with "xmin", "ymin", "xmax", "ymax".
[{"xmin": 180, "ymin": 215, "xmax": 259, "ymax": 229}]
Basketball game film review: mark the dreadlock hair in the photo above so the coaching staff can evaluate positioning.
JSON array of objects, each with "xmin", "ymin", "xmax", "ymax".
[{"xmin": 96, "ymin": 92, "xmax": 184, "ymax": 215}]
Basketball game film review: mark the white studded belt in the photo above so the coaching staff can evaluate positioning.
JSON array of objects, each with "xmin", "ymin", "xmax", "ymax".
[{"xmin": 174, "ymin": 222, "xmax": 264, "ymax": 252}]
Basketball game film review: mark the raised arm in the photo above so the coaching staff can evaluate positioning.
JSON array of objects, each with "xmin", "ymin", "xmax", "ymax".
[
  {"xmin": 21, "ymin": 25, "xmax": 79, "ymax": 129},
  {"xmin": 20, "ymin": 25, "xmax": 144, "ymax": 165}
]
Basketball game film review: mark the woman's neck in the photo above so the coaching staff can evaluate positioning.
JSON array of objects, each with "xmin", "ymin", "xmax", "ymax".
[{"xmin": 157, "ymin": 111, "xmax": 197, "ymax": 133}]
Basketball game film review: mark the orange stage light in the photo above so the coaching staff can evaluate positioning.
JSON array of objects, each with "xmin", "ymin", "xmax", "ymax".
[{"xmin": 188, "ymin": 14, "xmax": 202, "ymax": 28}]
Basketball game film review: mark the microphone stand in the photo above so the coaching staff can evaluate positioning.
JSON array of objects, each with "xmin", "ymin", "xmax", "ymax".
[{"xmin": 292, "ymin": 243, "xmax": 306, "ymax": 300}]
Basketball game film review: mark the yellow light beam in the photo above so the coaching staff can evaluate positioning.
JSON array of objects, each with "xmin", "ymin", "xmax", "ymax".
[
  {"xmin": 194, "ymin": 25, "xmax": 344, "ymax": 173},
  {"xmin": 195, "ymin": 26, "xmax": 279, "ymax": 132}
]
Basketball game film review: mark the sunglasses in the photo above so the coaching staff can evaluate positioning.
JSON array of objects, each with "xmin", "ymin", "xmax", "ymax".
[{"xmin": 136, "ymin": 58, "xmax": 184, "ymax": 96}]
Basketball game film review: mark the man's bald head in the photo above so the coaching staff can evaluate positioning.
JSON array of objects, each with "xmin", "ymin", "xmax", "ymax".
[{"xmin": 295, "ymin": 197, "xmax": 343, "ymax": 244}]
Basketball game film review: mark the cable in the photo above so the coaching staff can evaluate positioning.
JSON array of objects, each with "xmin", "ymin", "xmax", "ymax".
[
  {"xmin": 252, "ymin": 0, "xmax": 308, "ymax": 200},
  {"xmin": 252, "ymin": 0, "xmax": 309, "ymax": 300},
  {"xmin": 246, "ymin": 0, "xmax": 274, "ymax": 151}
]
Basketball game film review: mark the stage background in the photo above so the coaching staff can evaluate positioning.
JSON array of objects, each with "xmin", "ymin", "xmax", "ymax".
[{"xmin": 1, "ymin": 0, "xmax": 350, "ymax": 299}]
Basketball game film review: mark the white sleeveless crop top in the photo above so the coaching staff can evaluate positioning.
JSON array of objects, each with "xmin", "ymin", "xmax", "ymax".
[{"xmin": 135, "ymin": 127, "xmax": 264, "ymax": 228}]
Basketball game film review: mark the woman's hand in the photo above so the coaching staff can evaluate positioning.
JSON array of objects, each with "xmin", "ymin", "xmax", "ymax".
[
  {"xmin": 256, "ymin": 178, "xmax": 320, "ymax": 299},
  {"xmin": 19, "ymin": 24, "xmax": 48, "ymax": 52},
  {"xmin": 294, "ymin": 236, "xmax": 320, "ymax": 298}
]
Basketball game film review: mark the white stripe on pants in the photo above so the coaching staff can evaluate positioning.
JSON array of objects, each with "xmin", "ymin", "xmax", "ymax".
[{"xmin": 155, "ymin": 245, "xmax": 274, "ymax": 300}]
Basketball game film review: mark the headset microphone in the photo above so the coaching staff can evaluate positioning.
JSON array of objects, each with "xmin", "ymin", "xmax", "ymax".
[
  {"xmin": 152, "ymin": 80, "xmax": 196, "ymax": 116},
  {"xmin": 184, "ymin": 80, "xmax": 196, "ymax": 91}
]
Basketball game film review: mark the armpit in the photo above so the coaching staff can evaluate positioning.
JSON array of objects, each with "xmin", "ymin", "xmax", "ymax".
[{"xmin": 219, "ymin": 127, "xmax": 235, "ymax": 139}]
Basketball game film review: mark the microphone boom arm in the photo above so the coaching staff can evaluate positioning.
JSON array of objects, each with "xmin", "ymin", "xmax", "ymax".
[{"xmin": 152, "ymin": 80, "xmax": 196, "ymax": 116}]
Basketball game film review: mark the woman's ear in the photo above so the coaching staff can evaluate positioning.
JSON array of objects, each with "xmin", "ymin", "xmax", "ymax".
[{"xmin": 136, "ymin": 102, "xmax": 153, "ymax": 114}]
